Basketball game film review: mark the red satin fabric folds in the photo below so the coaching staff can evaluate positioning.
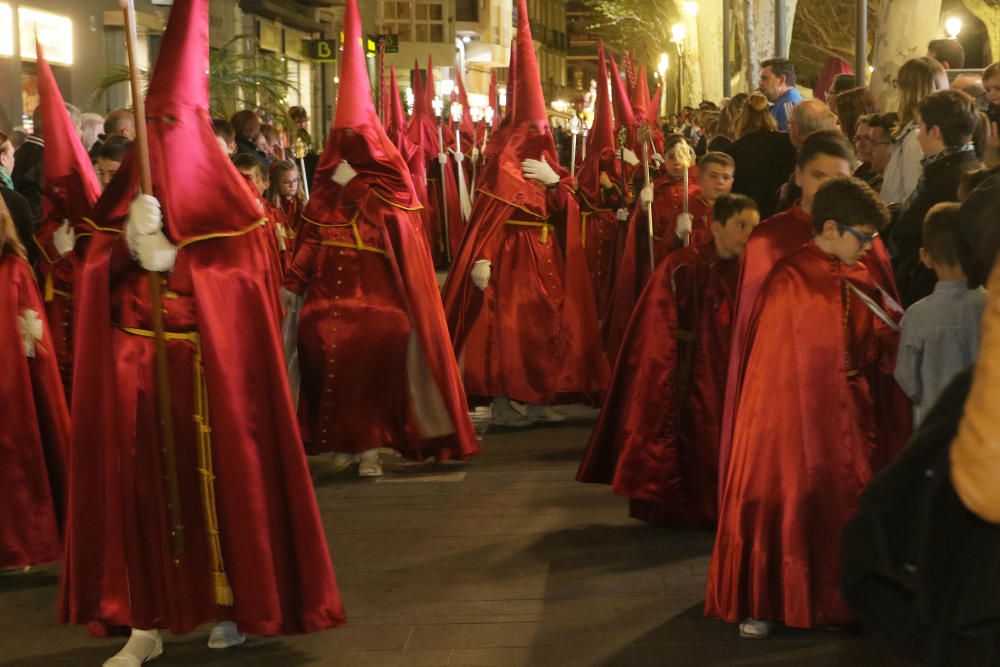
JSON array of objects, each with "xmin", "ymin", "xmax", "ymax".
[
  {"xmin": 0, "ymin": 252, "xmax": 69, "ymax": 568},
  {"xmin": 285, "ymin": 186, "xmax": 479, "ymax": 461},
  {"xmin": 442, "ymin": 180, "xmax": 609, "ymax": 405},
  {"xmin": 578, "ymin": 240, "xmax": 737, "ymax": 528},
  {"xmin": 705, "ymin": 242, "xmax": 910, "ymax": 629}
]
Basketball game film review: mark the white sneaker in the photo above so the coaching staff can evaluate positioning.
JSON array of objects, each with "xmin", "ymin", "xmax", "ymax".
[
  {"xmin": 103, "ymin": 629, "xmax": 163, "ymax": 666},
  {"xmin": 328, "ymin": 452, "xmax": 357, "ymax": 474},
  {"xmin": 358, "ymin": 449, "xmax": 383, "ymax": 477},
  {"xmin": 208, "ymin": 621, "xmax": 246, "ymax": 649},
  {"xmin": 491, "ymin": 397, "xmax": 536, "ymax": 428},
  {"xmin": 739, "ymin": 617, "xmax": 773, "ymax": 639},
  {"xmin": 521, "ymin": 403, "xmax": 567, "ymax": 423}
]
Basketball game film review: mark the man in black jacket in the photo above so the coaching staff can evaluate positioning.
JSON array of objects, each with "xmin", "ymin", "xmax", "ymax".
[
  {"xmin": 12, "ymin": 105, "xmax": 44, "ymax": 223},
  {"xmin": 1, "ymin": 186, "xmax": 38, "ymax": 266},
  {"xmin": 891, "ymin": 89, "xmax": 980, "ymax": 306}
]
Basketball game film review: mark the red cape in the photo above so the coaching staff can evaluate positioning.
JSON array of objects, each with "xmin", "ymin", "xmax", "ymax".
[
  {"xmin": 0, "ymin": 251, "xmax": 69, "ymax": 568},
  {"xmin": 603, "ymin": 177, "xmax": 701, "ymax": 362},
  {"xmin": 705, "ymin": 242, "xmax": 910, "ymax": 628},
  {"xmin": 716, "ymin": 205, "xmax": 899, "ymax": 487},
  {"xmin": 578, "ymin": 240, "xmax": 738, "ymax": 528}
]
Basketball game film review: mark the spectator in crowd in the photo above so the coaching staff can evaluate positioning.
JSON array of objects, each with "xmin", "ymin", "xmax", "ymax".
[
  {"xmin": 758, "ymin": 57, "xmax": 803, "ymax": 131},
  {"xmin": 213, "ymin": 118, "xmax": 236, "ymax": 156},
  {"xmin": 0, "ymin": 131, "xmax": 14, "ymax": 191},
  {"xmin": 88, "ymin": 108, "xmax": 135, "ymax": 161},
  {"xmin": 79, "ymin": 112, "xmax": 104, "ymax": 153},
  {"xmin": 776, "ymin": 99, "xmax": 840, "ymax": 211},
  {"xmin": 831, "ymin": 87, "xmax": 880, "ymax": 143},
  {"xmin": 95, "ymin": 136, "xmax": 133, "ymax": 190},
  {"xmin": 724, "ymin": 92, "xmax": 797, "ymax": 218},
  {"xmin": 894, "ymin": 203, "xmax": 985, "ymax": 426},
  {"xmin": 958, "ymin": 164, "xmax": 1000, "ymax": 200},
  {"xmin": 928, "ymin": 38, "xmax": 965, "ymax": 70},
  {"xmin": 709, "ymin": 93, "xmax": 748, "ymax": 152},
  {"xmin": 12, "ymin": 105, "xmax": 44, "ymax": 221},
  {"xmin": 862, "ymin": 112, "xmax": 898, "ymax": 192},
  {"xmin": 0, "ymin": 133, "xmax": 36, "ymax": 265},
  {"xmin": 828, "ymin": 73, "xmax": 857, "ymax": 101},
  {"xmin": 881, "ymin": 57, "xmax": 949, "ymax": 205},
  {"xmin": 231, "ymin": 109, "xmax": 269, "ymax": 166},
  {"xmin": 289, "ymin": 105, "xmax": 312, "ymax": 149},
  {"xmin": 892, "ymin": 89, "xmax": 980, "ymax": 306},
  {"xmin": 260, "ymin": 124, "xmax": 284, "ymax": 161}
]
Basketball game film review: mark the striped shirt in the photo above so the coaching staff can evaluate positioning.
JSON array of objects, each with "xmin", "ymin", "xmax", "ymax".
[{"xmin": 894, "ymin": 280, "xmax": 986, "ymax": 425}]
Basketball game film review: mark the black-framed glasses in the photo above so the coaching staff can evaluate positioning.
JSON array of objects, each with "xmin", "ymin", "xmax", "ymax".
[{"xmin": 838, "ymin": 223, "xmax": 879, "ymax": 246}]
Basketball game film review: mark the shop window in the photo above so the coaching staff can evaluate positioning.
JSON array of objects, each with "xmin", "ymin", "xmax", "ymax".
[{"xmin": 18, "ymin": 6, "xmax": 72, "ymax": 64}]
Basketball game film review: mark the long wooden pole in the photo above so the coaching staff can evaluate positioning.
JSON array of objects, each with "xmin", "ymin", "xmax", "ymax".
[{"xmin": 120, "ymin": 0, "xmax": 184, "ymax": 559}]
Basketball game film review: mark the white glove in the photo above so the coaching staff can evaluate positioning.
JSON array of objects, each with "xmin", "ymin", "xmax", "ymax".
[
  {"xmin": 675, "ymin": 212, "xmax": 693, "ymax": 240},
  {"xmin": 280, "ymin": 286, "xmax": 299, "ymax": 313},
  {"xmin": 521, "ymin": 155, "xmax": 560, "ymax": 186},
  {"xmin": 133, "ymin": 231, "xmax": 178, "ymax": 272},
  {"xmin": 449, "ymin": 148, "xmax": 464, "ymax": 163},
  {"xmin": 621, "ymin": 148, "xmax": 640, "ymax": 167},
  {"xmin": 438, "ymin": 152, "xmax": 449, "ymax": 166},
  {"xmin": 472, "ymin": 146, "xmax": 480, "ymax": 162},
  {"xmin": 19, "ymin": 308, "xmax": 43, "ymax": 358},
  {"xmin": 53, "ymin": 220, "xmax": 76, "ymax": 257},
  {"xmin": 616, "ymin": 208, "xmax": 629, "ymax": 222},
  {"xmin": 640, "ymin": 185, "xmax": 654, "ymax": 211},
  {"xmin": 332, "ymin": 160, "xmax": 358, "ymax": 186},
  {"xmin": 471, "ymin": 259, "xmax": 491, "ymax": 291},
  {"xmin": 651, "ymin": 152, "xmax": 664, "ymax": 167},
  {"xmin": 126, "ymin": 194, "xmax": 163, "ymax": 253}
]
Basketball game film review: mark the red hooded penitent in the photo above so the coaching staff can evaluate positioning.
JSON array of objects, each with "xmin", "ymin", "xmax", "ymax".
[
  {"xmin": 283, "ymin": 0, "xmax": 479, "ymax": 462},
  {"xmin": 441, "ymin": 0, "xmax": 609, "ymax": 405},
  {"xmin": 60, "ymin": 0, "xmax": 345, "ymax": 635},
  {"xmin": 32, "ymin": 42, "xmax": 102, "ymax": 394}
]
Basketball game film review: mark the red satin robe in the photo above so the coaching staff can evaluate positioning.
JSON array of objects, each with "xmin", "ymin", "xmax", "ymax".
[
  {"xmin": 61, "ymin": 226, "xmax": 344, "ymax": 636},
  {"xmin": 580, "ymin": 184, "xmax": 625, "ymax": 318},
  {"xmin": 603, "ymin": 176, "xmax": 702, "ymax": 362},
  {"xmin": 285, "ymin": 183, "xmax": 479, "ymax": 461},
  {"xmin": 442, "ymin": 179, "xmax": 609, "ymax": 405},
  {"xmin": 32, "ymin": 225, "xmax": 85, "ymax": 394},
  {"xmin": 578, "ymin": 239, "xmax": 737, "ymax": 528},
  {"xmin": 705, "ymin": 242, "xmax": 910, "ymax": 629},
  {"xmin": 0, "ymin": 250, "xmax": 69, "ymax": 568},
  {"xmin": 717, "ymin": 205, "xmax": 899, "ymax": 486},
  {"xmin": 426, "ymin": 157, "xmax": 464, "ymax": 265}
]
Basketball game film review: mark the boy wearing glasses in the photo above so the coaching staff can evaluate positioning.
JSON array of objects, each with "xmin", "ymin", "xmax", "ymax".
[{"xmin": 705, "ymin": 177, "xmax": 911, "ymax": 639}]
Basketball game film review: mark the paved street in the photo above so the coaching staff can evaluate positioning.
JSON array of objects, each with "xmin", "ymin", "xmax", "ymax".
[{"xmin": 0, "ymin": 408, "xmax": 909, "ymax": 666}]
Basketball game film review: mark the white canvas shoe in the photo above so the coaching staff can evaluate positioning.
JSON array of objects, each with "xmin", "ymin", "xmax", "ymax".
[
  {"xmin": 328, "ymin": 452, "xmax": 357, "ymax": 474},
  {"xmin": 522, "ymin": 403, "xmax": 568, "ymax": 423},
  {"xmin": 358, "ymin": 449, "xmax": 383, "ymax": 477},
  {"xmin": 208, "ymin": 621, "xmax": 246, "ymax": 649},
  {"xmin": 491, "ymin": 397, "xmax": 536, "ymax": 428},
  {"xmin": 103, "ymin": 629, "xmax": 163, "ymax": 667},
  {"xmin": 739, "ymin": 617, "xmax": 774, "ymax": 639}
]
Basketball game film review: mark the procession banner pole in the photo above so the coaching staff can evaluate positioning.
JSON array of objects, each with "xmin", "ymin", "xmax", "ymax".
[{"xmin": 119, "ymin": 0, "xmax": 184, "ymax": 558}]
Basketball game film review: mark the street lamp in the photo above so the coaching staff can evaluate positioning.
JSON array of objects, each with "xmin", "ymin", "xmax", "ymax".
[
  {"xmin": 658, "ymin": 53, "xmax": 669, "ymax": 118},
  {"xmin": 945, "ymin": 16, "xmax": 963, "ymax": 39},
  {"xmin": 671, "ymin": 23, "xmax": 686, "ymax": 115}
]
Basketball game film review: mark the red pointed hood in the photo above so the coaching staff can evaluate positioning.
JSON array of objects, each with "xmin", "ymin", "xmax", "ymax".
[
  {"xmin": 510, "ymin": 0, "xmax": 549, "ymax": 129},
  {"xmin": 488, "ymin": 70, "xmax": 499, "ymax": 130},
  {"xmin": 478, "ymin": 0, "xmax": 566, "ymax": 214},
  {"xmin": 411, "ymin": 60, "xmax": 427, "ymax": 118},
  {"xmin": 454, "ymin": 68, "xmax": 475, "ymax": 147},
  {"xmin": 406, "ymin": 58, "xmax": 443, "ymax": 160},
  {"xmin": 577, "ymin": 41, "xmax": 620, "ymax": 205},
  {"xmin": 631, "ymin": 65, "xmax": 652, "ymax": 122},
  {"xmin": 98, "ymin": 0, "xmax": 261, "ymax": 242},
  {"xmin": 609, "ymin": 57, "xmax": 636, "ymax": 130},
  {"xmin": 650, "ymin": 83, "xmax": 662, "ymax": 121},
  {"xmin": 385, "ymin": 65, "xmax": 406, "ymax": 142},
  {"xmin": 307, "ymin": 0, "xmax": 418, "ymax": 215},
  {"xmin": 624, "ymin": 51, "xmax": 637, "ymax": 97},
  {"xmin": 424, "ymin": 55, "xmax": 436, "ymax": 116},
  {"xmin": 35, "ymin": 41, "xmax": 100, "ymax": 229}
]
